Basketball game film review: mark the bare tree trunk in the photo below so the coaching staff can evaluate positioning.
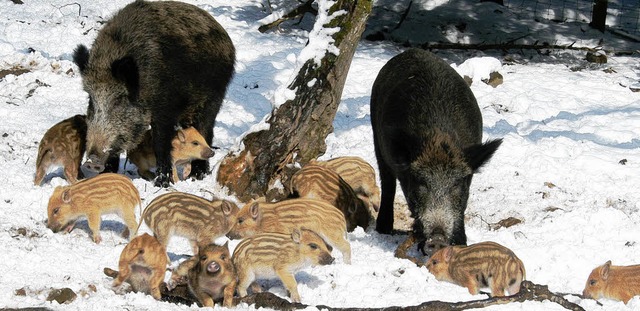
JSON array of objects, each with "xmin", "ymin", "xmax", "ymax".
[
  {"xmin": 217, "ymin": 0, "xmax": 373, "ymax": 202},
  {"xmin": 590, "ymin": 0, "xmax": 608, "ymax": 32}
]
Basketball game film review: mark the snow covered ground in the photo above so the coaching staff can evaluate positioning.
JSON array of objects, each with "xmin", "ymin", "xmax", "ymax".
[{"xmin": 1, "ymin": 0, "xmax": 640, "ymax": 310}]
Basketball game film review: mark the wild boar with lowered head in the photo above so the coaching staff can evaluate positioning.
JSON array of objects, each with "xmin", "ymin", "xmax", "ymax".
[
  {"xmin": 139, "ymin": 192, "xmax": 238, "ymax": 255},
  {"xmin": 231, "ymin": 229, "xmax": 334, "ymax": 303},
  {"xmin": 370, "ymin": 48, "xmax": 502, "ymax": 256},
  {"xmin": 73, "ymin": 0, "xmax": 235, "ymax": 187},
  {"xmin": 46, "ymin": 173, "xmax": 140, "ymax": 243},
  {"xmin": 582, "ymin": 260, "xmax": 640, "ymax": 303},
  {"xmin": 34, "ymin": 114, "xmax": 87, "ymax": 185}
]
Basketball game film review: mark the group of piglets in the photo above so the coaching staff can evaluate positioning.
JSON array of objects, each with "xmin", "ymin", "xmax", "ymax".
[
  {"xmin": 42, "ymin": 155, "xmax": 375, "ymax": 306},
  {"xmin": 42, "ymin": 152, "xmax": 639, "ymax": 306},
  {"xmin": 34, "ymin": 114, "xmax": 215, "ymax": 187}
]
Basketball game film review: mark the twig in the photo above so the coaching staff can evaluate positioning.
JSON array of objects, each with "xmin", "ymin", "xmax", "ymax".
[
  {"xmin": 258, "ymin": 0, "xmax": 318, "ymax": 33},
  {"xmin": 420, "ymin": 41, "xmax": 637, "ymax": 55},
  {"xmin": 54, "ymin": 2, "xmax": 82, "ymax": 17},
  {"xmin": 392, "ymin": 1, "xmax": 412, "ymax": 31},
  {"xmin": 232, "ymin": 281, "xmax": 585, "ymax": 311}
]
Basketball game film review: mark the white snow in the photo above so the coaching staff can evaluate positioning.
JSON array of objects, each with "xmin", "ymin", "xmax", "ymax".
[{"xmin": 1, "ymin": 0, "xmax": 640, "ymax": 310}]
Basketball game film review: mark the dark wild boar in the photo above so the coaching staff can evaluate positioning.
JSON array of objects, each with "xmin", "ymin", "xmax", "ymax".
[
  {"xmin": 73, "ymin": 0, "xmax": 235, "ymax": 186},
  {"xmin": 370, "ymin": 48, "xmax": 502, "ymax": 256}
]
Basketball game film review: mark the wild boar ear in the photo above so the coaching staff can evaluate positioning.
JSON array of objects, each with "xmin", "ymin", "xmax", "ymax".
[
  {"xmin": 385, "ymin": 126, "xmax": 420, "ymax": 172},
  {"xmin": 177, "ymin": 129, "xmax": 187, "ymax": 143},
  {"xmin": 221, "ymin": 201, "xmax": 233, "ymax": 215},
  {"xmin": 61, "ymin": 189, "xmax": 72, "ymax": 203},
  {"xmin": 111, "ymin": 56, "xmax": 139, "ymax": 101},
  {"xmin": 601, "ymin": 260, "xmax": 612, "ymax": 280},
  {"xmin": 443, "ymin": 246, "xmax": 454, "ymax": 262},
  {"xmin": 464, "ymin": 139, "xmax": 503, "ymax": 172},
  {"xmin": 73, "ymin": 44, "xmax": 89, "ymax": 73},
  {"xmin": 249, "ymin": 202, "xmax": 260, "ymax": 219},
  {"xmin": 291, "ymin": 229, "xmax": 302, "ymax": 244}
]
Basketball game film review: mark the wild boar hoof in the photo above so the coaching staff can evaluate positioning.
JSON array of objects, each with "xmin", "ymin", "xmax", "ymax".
[{"xmin": 154, "ymin": 173, "xmax": 171, "ymax": 188}]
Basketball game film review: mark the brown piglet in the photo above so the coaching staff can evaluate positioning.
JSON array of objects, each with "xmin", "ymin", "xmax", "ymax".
[
  {"xmin": 34, "ymin": 114, "xmax": 87, "ymax": 185},
  {"xmin": 169, "ymin": 242, "xmax": 236, "ymax": 307},
  {"xmin": 310, "ymin": 156, "xmax": 380, "ymax": 213},
  {"xmin": 139, "ymin": 192, "xmax": 238, "ymax": 255},
  {"xmin": 112, "ymin": 233, "xmax": 168, "ymax": 299},
  {"xmin": 231, "ymin": 229, "xmax": 334, "ymax": 303},
  {"xmin": 46, "ymin": 173, "xmax": 140, "ymax": 243},
  {"xmin": 426, "ymin": 241, "xmax": 526, "ymax": 297},
  {"xmin": 227, "ymin": 198, "xmax": 351, "ymax": 264},
  {"xmin": 583, "ymin": 260, "xmax": 640, "ymax": 303},
  {"xmin": 290, "ymin": 164, "xmax": 370, "ymax": 231},
  {"xmin": 128, "ymin": 127, "xmax": 215, "ymax": 183}
]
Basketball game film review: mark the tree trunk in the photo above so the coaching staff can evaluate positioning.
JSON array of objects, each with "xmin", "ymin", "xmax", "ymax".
[
  {"xmin": 217, "ymin": 0, "xmax": 373, "ymax": 202},
  {"xmin": 590, "ymin": 0, "xmax": 608, "ymax": 32}
]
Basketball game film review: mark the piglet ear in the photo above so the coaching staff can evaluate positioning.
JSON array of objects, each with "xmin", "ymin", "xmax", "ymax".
[
  {"xmin": 291, "ymin": 229, "xmax": 302, "ymax": 244},
  {"xmin": 249, "ymin": 202, "xmax": 260, "ymax": 219},
  {"xmin": 177, "ymin": 129, "xmax": 187, "ymax": 143},
  {"xmin": 443, "ymin": 246, "xmax": 454, "ymax": 262},
  {"xmin": 601, "ymin": 260, "xmax": 612, "ymax": 280},
  {"xmin": 464, "ymin": 139, "xmax": 503, "ymax": 172},
  {"xmin": 221, "ymin": 201, "xmax": 233, "ymax": 215},
  {"xmin": 61, "ymin": 189, "xmax": 72, "ymax": 203}
]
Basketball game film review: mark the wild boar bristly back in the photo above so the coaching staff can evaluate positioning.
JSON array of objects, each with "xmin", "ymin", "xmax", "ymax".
[
  {"xmin": 73, "ymin": 0, "xmax": 235, "ymax": 186},
  {"xmin": 371, "ymin": 48, "xmax": 502, "ymax": 255}
]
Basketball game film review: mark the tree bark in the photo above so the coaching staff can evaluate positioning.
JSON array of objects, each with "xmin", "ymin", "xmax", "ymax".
[
  {"xmin": 590, "ymin": 0, "xmax": 608, "ymax": 32},
  {"xmin": 217, "ymin": 0, "xmax": 373, "ymax": 202}
]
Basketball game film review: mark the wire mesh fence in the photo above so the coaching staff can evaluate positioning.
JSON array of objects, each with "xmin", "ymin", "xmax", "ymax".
[{"xmin": 504, "ymin": 0, "xmax": 640, "ymax": 37}]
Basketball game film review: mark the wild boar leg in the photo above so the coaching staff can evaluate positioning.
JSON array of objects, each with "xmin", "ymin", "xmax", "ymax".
[
  {"xmin": 333, "ymin": 237, "xmax": 352, "ymax": 264},
  {"xmin": 87, "ymin": 212, "xmax": 102, "ymax": 243},
  {"xmin": 223, "ymin": 279, "xmax": 236, "ymax": 307},
  {"xmin": 375, "ymin": 153, "xmax": 396, "ymax": 234},
  {"xmin": 276, "ymin": 269, "xmax": 300, "ymax": 303},
  {"xmin": 149, "ymin": 267, "xmax": 165, "ymax": 300},
  {"xmin": 152, "ymin": 125, "xmax": 176, "ymax": 187},
  {"xmin": 236, "ymin": 270, "xmax": 255, "ymax": 298}
]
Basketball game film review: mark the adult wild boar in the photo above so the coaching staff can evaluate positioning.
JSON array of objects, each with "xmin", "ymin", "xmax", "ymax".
[
  {"xmin": 370, "ymin": 48, "xmax": 502, "ymax": 256},
  {"xmin": 73, "ymin": 0, "xmax": 235, "ymax": 186}
]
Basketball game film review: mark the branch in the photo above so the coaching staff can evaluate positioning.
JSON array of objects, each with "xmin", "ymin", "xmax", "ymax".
[
  {"xmin": 420, "ymin": 41, "xmax": 637, "ymax": 56},
  {"xmin": 233, "ymin": 281, "xmax": 585, "ymax": 311},
  {"xmin": 258, "ymin": 0, "xmax": 318, "ymax": 33},
  {"xmin": 104, "ymin": 267, "xmax": 585, "ymax": 310},
  {"xmin": 392, "ymin": 1, "xmax": 412, "ymax": 31}
]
